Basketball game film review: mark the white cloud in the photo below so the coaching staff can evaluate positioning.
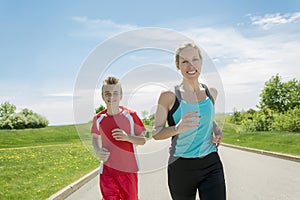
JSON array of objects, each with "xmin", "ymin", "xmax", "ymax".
[
  {"xmin": 183, "ymin": 25, "xmax": 300, "ymax": 112},
  {"xmin": 248, "ymin": 12, "xmax": 300, "ymax": 30},
  {"xmin": 9, "ymin": 16, "xmax": 297, "ymax": 124}
]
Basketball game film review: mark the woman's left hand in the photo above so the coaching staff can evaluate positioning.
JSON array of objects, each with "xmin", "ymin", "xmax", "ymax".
[{"xmin": 212, "ymin": 135, "xmax": 222, "ymax": 148}]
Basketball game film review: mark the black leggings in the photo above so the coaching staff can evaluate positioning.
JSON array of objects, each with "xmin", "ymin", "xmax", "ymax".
[{"xmin": 168, "ymin": 152, "xmax": 226, "ymax": 200}]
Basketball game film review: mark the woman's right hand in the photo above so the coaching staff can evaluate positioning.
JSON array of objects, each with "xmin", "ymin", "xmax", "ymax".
[{"xmin": 175, "ymin": 111, "xmax": 200, "ymax": 134}]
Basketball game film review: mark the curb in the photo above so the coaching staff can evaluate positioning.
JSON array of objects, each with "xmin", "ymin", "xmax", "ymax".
[
  {"xmin": 47, "ymin": 144, "xmax": 300, "ymax": 199},
  {"xmin": 220, "ymin": 143, "xmax": 300, "ymax": 163},
  {"xmin": 47, "ymin": 168, "xmax": 99, "ymax": 200}
]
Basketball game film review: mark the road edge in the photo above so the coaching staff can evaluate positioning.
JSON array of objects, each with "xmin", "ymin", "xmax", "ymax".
[
  {"xmin": 47, "ymin": 168, "xmax": 99, "ymax": 200},
  {"xmin": 220, "ymin": 143, "xmax": 300, "ymax": 163},
  {"xmin": 47, "ymin": 143, "xmax": 300, "ymax": 199}
]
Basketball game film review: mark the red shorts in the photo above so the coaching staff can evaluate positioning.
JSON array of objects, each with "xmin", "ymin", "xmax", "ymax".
[{"xmin": 100, "ymin": 173, "xmax": 138, "ymax": 200}]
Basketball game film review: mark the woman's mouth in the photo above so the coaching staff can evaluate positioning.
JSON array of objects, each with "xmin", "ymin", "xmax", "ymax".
[{"xmin": 186, "ymin": 70, "xmax": 197, "ymax": 75}]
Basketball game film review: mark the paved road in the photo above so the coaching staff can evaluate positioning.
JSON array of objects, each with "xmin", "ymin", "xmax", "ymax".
[{"xmin": 65, "ymin": 143, "xmax": 300, "ymax": 200}]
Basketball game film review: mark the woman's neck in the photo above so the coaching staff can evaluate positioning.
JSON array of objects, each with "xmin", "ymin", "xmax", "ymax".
[{"xmin": 181, "ymin": 79, "xmax": 200, "ymax": 92}]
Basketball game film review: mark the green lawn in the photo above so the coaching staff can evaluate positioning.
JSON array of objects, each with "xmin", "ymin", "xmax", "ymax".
[
  {"xmin": 0, "ymin": 122, "xmax": 299, "ymax": 199},
  {"xmin": 0, "ymin": 124, "xmax": 99, "ymax": 200},
  {"xmin": 221, "ymin": 122, "xmax": 300, "ymax": 156}
]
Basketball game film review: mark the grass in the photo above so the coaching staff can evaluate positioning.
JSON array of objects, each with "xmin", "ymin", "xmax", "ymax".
[
  {"xmin": 221, "ymin": 122, "xmax": 300, "ymax": 156},
  {"xmin": 0, "ymin": 124, "xmax": 99, "ymax": 200},
  {"xmin": 0, "ymin": 122, "xmax": 299, "ymax": 199}
]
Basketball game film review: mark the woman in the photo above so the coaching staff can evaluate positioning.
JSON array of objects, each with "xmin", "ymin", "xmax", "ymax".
[{"xmin": 152, "ymin": 42, "xmax": 226, "ymax": 200}]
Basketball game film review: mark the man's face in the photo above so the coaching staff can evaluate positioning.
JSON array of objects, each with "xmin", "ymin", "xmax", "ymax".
[{"xmin": 102, "ymin": 84, "xmax": 122, "ymax": 107}]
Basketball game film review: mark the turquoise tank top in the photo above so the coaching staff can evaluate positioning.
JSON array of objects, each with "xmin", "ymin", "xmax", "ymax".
[{"xmin": 167, "ymin": 85, "xmax": 217, "ymax": 158}]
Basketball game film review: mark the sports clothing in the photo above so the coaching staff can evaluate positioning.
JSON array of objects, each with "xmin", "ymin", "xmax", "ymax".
[
  {"xmin": 167, "ymin": 85, "xmax": 226, "ymax": 200},
  {"xmin": 91, "ymin": 106, "xmax": 146, "ymax": 175},
  {"xmin": 168, "ymin": 85, "xmax": 217, "ymax": 158},
  {"xmin": 100, "ymin": 173, "xmax": 138, "ymax": 200},
  {"xmin": 168, "ymin": 153, "xmax": 226, "ymax": 200}
]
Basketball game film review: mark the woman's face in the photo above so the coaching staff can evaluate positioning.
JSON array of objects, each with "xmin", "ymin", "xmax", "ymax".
[{"xmin": 178, "ymin": 46, "xmax": 202, "ymax": 80}]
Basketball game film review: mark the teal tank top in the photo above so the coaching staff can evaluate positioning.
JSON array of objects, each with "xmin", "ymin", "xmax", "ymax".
[{"xmin": 167, "ymin": 84, "xmax": 217, "ymax": 158}]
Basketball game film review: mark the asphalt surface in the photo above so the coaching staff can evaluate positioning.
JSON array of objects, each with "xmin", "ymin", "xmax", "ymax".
[{"xmin": 59, "ymin": 142, "xmax": 300, "ymax": 200}]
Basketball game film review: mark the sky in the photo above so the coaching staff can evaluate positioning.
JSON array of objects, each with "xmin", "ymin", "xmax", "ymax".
[{"xmin": 0, "ymin": 0, "xmax": 300, "ymax": 125}]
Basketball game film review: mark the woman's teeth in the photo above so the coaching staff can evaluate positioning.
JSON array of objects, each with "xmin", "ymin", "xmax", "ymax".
[{"xmin": 187, "ymin": 70, "xmax": 196, "ymax": 74}]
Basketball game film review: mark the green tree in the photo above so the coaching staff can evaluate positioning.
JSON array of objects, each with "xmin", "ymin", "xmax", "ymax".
[
  {"xmin": 141, "ymin": 110, "xmax": 149, "ymax": 119},
  {"xmin": 0, "ymin": 102, "xmax": 48, "ymax": 129},
  {"xmin": 229, "ymin": 108, "xmax": 243, "ymax": 124},
  {"xmin": 0, "ymin": 101, "xmax": 16, "ymax": 121},
  {"xmin": 259, "ymin": 74, "xmax": 300, "ymax": 113},
  {"xmin": 272, "ymin": 106, "xmax": 300, "ymax": 132},
  {"xmin": 95, "ymin": 105, "xmax": 106, "ymax": 114}
]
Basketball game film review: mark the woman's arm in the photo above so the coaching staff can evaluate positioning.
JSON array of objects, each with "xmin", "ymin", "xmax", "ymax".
[
  {"xmin": 152, "ymin": 91, "xmax": 178, "ymax": 140},
  {"xmin": 152, "ymin": 91, "xmax": 200, "ymax": 140}
]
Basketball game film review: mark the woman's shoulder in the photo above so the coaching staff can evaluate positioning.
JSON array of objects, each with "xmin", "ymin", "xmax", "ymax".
[
  {"xmin": 158, "ymin": 89, "xmax": 176, "ymax": 107},
  {"xmin": 159, "ymin": 89, "xmax": 175, "ymax": 98}
]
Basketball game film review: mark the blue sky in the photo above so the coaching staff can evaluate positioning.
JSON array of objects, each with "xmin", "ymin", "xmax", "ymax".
[{"xmin": 1, "ymin": 0, "xmax": 300, "ymax": 125}]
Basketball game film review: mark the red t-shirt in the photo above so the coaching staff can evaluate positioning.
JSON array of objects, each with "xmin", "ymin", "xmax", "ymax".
[{"xmin": 91, "ymin": 106, "xmax": 146, "ymax": 175}]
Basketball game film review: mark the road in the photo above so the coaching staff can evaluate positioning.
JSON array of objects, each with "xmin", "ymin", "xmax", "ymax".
[{"xmin": 65, "ymin": 141, "xmax": 300, "ymax": 200}]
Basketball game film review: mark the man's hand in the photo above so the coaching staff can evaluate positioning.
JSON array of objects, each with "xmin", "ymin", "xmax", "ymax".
[
  {"xmin": 112, "ymin": 128, "xmax": 130, "ymax": 142},
  {"xmin": 96, "ymin": 148, "xmax": 110, "ymax": 162}
]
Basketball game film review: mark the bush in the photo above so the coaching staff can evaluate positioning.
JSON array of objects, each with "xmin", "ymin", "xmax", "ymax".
[
  {"xmin": 10, "ymin": 113, "xmax": 28, "ymax": 129},
  {"xmin": 0, "ymin": 103, "xmax": 49, "ymax": 129},
  {"xmin": 241, "ymin": 108, "xmax": 274, "ymax": 132},
  {"xmin": 272, "ymin": 107, "xmax": 300, "ymax": 132}
]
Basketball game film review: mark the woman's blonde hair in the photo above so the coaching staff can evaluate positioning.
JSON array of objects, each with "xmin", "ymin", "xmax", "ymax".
[{"xmin": 175, "ymin": 42, "xmax": 202, "ymax": 69}]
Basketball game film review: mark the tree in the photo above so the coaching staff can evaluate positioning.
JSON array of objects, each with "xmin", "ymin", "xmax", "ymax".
[
  {"xmin": 272, "ymin": 106, "xmax": 300, "ymax": 132},
  {"xmin": 0, "ymin": 101, "xmax": 16, "ymax": 121},
  {"xmin": 0, "ymin": 102, "xmax": 48, "ymax": 129},
  {"xmin": 259, "ymin": 74, "xmax": 300, "ymax": 113},
  {"xmin": 95, "ymin": 105, "xmax": 106, "ymax": 114},
  {"xmin": 141, "ymin": 110, "xmax": 149, "ymax": 119}
]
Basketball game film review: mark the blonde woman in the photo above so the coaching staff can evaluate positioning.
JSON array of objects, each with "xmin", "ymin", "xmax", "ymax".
[{"xmin": 153, "ymin": 43, "xmax": 226, "ymax": 200}]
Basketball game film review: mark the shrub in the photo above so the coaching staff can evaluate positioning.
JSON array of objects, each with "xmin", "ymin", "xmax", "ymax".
[
  {"xmin": 273, "ymin": 107, "xmax": 300, "ymax": 132},
  {"xmin": 0, "ymin": 103, "xmax": 49, "ymax": 129}
]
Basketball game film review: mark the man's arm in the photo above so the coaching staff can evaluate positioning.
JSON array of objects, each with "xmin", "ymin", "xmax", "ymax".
[
  {"xmin": 91, "ymin": 133, "xmax": 110, "ymax": 161},
  {"xmin": 111, "ymin": 128, "xmax": 146, "ymax": 145}
]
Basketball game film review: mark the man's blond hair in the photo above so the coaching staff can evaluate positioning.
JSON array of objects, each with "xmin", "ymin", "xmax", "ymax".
[{"xmin": 101, "ymin": 76, "xmax": 122, "ymax": 94}]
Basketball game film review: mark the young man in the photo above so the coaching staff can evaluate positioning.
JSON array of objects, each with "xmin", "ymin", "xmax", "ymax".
[{"xmin": 91, "ymin": 76, "xmax": 146, "ymax": 200}]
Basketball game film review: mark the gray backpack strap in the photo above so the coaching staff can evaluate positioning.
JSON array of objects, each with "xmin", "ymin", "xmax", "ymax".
[
  {"xmin": 174, "ymin": 85, "xmax": 182, "ymax": 101},
  {"xmin": 202, "ymin": 84, "xmax": 215, "ymax": 105}
]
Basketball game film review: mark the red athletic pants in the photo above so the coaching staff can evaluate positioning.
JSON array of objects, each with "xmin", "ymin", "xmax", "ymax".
[{"xmin": 100, "ymin": 173, "xmax": 138, "ymax": 200}]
